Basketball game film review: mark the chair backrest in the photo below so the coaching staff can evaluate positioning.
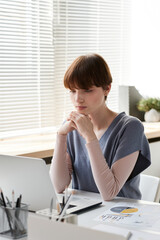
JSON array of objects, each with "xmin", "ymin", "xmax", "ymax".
[{"xmin": 139, "ymin": 174, "xmax": 160, "ymax": 202}]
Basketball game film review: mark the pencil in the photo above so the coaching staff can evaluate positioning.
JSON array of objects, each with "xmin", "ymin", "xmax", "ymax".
[{"xmin": 56, "ymin": 200, "xmax": 61, "ymax": 214}]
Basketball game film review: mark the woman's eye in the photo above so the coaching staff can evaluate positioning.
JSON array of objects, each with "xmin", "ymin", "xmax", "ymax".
[
  {"xmin": 70, "ymin": 90, "xmax": 76, "ymax": 93},
  {"xmin": 85, "ymin": 89, "xmax": 92, "ymax": 92}
]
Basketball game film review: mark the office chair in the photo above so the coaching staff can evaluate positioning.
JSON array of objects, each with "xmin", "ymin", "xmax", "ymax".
[{"xmin": 139, "ymin": 174, "xmax": 160, "ymax": 202}]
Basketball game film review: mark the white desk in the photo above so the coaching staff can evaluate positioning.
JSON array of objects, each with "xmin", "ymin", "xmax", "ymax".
[
  {"xmin": 57, "ymin": 190, "xmax": 160, "ymax": 240},
  {"xmin": 1, "ymin": 190, "xmax": 160, "ymax": 240}
]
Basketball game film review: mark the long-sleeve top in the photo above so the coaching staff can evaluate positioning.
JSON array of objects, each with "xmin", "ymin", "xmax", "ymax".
[{"xmin": 50, "ymin": 112, "xmax": 151, "ymax": 200}]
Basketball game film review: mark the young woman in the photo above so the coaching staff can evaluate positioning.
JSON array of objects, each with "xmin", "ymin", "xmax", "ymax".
[{"xmin": 50, "ymin": 54, "xmax": 151, "ymax": 200}]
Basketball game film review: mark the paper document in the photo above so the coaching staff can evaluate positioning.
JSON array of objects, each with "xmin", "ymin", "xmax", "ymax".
[{"xmin": 94, "ymin": 202, "xmax": 160, "ymax": 230}]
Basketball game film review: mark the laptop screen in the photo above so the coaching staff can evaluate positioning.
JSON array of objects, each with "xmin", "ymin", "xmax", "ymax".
[{"xmin": 0, "ymin": 154, "xmax": 56, "ymax": 212}]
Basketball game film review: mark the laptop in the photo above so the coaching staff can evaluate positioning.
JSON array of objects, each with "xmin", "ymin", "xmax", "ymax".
[
  {"xmin": 0, "ymin": 154, "xmax": 102, "ymax": 213},
  {"xmin": 0, "ymin": 154, "xmax": 56, "ymax": 212}
]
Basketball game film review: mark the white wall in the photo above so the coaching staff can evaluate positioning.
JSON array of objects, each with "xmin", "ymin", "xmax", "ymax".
[
  {"xmin": 130, "ymin": 0, "xmax": 160, "ymax": 98},
  {"xmin": 119, "ymin": 86, "xmax": 129, "ymax": 115},
  {"xmin": 143, "ymin": 141, "xmax": 160, "ymax": 177}
]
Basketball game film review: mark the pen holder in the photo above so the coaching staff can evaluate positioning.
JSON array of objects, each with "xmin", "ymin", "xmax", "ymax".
[
  {"xmin": 0, "ymin": 204, "xmax": 28, "ymax": 239},
  {"xmin": 36, "ymin": 209, "xmax": 78, "ymax": 225}
]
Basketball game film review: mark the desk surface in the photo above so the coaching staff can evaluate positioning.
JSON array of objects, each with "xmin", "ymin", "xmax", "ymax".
[
  {"xmin": 1, "ymin": 190, "xmax": 160, "ymax": 240},
  {"xmin": 143, "ymin": 122, "xmax": 160, "ymax": 139},
  {"xmin": 68, "ymin": 190, "xmax": 160, "ymax": 240},
  {"xmin": 78, "ymin": 196, "xmax": 160, "ymax": 240}
]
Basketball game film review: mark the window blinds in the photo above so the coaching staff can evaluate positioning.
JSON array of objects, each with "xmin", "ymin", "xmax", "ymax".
[
  {"xmin": 0, "ymin": 0, "xmax": 131, "ymax": 139},
  {"xmin": 0, "ymin": 0, "xmax": 54, "ymax": 138}
]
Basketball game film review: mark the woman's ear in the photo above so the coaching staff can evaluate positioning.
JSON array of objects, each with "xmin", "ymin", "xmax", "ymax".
[{"xmin": 104, "ymin": 84, "xmax": 111, "ymax": 96}]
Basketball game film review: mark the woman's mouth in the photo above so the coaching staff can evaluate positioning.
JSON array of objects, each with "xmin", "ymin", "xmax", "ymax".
[{"xmin": 76, "ymin": 106, "xmax": 87, "ymax": 111}]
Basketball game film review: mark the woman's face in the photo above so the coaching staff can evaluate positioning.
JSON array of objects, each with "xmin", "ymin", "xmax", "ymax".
[{"xmin": 69, "ymin": 85, "xmax": 109, "ymax": 115}]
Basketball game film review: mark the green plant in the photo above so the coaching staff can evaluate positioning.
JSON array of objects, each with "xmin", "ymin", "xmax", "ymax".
[{"xmin": 137, "ymin": 98, "xmax": 160, "ymax": 112}]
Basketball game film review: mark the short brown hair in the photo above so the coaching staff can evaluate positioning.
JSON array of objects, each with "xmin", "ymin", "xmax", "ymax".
[{"xmin": 64, "ymin": 53, "xmax": 112, "ymax": 91}]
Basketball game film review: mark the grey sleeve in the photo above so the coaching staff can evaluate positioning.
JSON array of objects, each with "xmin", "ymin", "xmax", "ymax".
[
  {"xmin": 111, "ymin": 118, "xmax": 151, "ymax": 179},
  {"xmin": 112, "ymin": 118, "xmax": 150, "ymax": 163}
]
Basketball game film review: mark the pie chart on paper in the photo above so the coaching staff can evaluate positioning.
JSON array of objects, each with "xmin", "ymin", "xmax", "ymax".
[{"xmin": 110, "ymin": 206, "xmax": 138, "ymax": 214}]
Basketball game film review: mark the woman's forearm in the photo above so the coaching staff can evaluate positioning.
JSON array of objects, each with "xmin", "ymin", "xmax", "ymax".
[
  {"xmin": 49, "ymin": 134, "xmax": 72, "ymax": 193},
  {"xmin": 86, "ymin": 139, "xmax": 138, "ymax": 200}
]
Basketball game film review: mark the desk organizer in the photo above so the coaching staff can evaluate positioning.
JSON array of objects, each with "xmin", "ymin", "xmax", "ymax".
[
  {"xmin": 36, "ymin": 208, "xmax": 77, "ymax": 224},
  {"xmin": 0, "ymin": 204, "xmax": 28, "ymax": 239}
]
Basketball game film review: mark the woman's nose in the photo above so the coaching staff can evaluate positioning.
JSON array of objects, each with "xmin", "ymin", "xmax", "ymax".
[{"xmin": 75, "ymin": 92, "xmax": 84, "ymax": 102}]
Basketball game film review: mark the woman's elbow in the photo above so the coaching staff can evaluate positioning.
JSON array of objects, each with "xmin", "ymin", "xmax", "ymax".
[
  {"xmin": 99, "ymin": 185, "xmax": 120, "ymax": 201},
  {"xmin": 101, "ymin": 192, "xmax": 116, "ymax": 201}
]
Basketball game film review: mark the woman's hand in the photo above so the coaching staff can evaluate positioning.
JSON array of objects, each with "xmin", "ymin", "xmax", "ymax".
[
  {"xmin": 57, "ymin": 119, "xmax": 76, "ymax": 135},
  {"xmin": 68, "ymin": 111, "xmax": 96, "ymax": 143}
]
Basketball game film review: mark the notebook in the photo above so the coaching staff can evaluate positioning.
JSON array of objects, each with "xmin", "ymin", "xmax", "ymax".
[{"xmin": 0, "ymin": 154, "xmax": 102, "ymax": 213}]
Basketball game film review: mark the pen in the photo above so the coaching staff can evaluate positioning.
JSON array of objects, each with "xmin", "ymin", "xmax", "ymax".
[
  {"xmin": 19, "ymin": 194, "xmax": 22, "ymax": 208},
  {"xmin": 15, "ymin": 194, "xmax": 22, "ymax": 222},
  {"xmin": 6, "ymin": 196, "xmax": 12, "ymax": 207},
  {"xmin": 0, "ymin": 188, "xmax": 7, "ymax": 207},
  {"xmin": 62, "ymin": 196, "xmax": 65, "ymax": 209},
  {"xmin": 0, "ymin": 188, "xmax": 13, "ymax": 233},
  {"xmin": 16, "ymin": 194, "xmax": 22, "ymax": 208},
  {"xmin": 49, "ymin": 198, "xmax": 53, "ymax": 220},
  {"xmin": 14, "ymin": 194, "xmax": 25, "ymax": 233},
  {"xmin": 57, "ymin": 192, "xmax": 74, "ymax": 222}
]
